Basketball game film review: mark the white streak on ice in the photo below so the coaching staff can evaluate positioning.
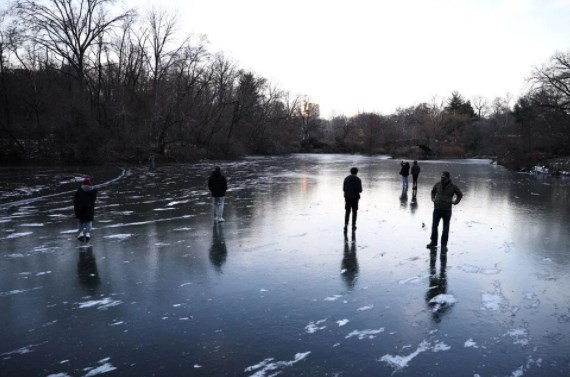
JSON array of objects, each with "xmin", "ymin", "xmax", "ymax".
[
  {"xmin": 324, "ymin": 295, "xmax": 342, "ymax": 301},
  {"xmin": 244, "ymin": 351, "xmax": 310, "ymax": 377},
  {"xmin": 47, "ymin": 373, "xmax": 71, "ymax": 377},
  {"xmin": 336, "ymin": 319, "xmax": 349, "ymax": 327},
  {"xmin": 357, "ymin": 305, "xmax": 374, "ymax": 311},
  {"xmin": 104, "ymin": 234, "xmax": 132, "ymax": 240},
  {"xmin": 398, "ymin": 276, "xmax": 424, "ymax": 285},
  {"xmin": 76, "ymin": 297, "xmax": 123, "ymax": 310},
  {"xmin": 3, "ymin": 232, "xmax": 33, "ymax": 239},
  {"xmin": 84, "ymin": 362, "xmax": 117, "ymax": 376},
  {"xmin": 345, "ymin": 328, "xmax": 384, "ymax": 340},
  {"xmin": 0, "ymin": 286, "xmax": 43, "ymax": 296}
]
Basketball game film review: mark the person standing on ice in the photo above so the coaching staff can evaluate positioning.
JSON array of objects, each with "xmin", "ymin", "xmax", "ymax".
[
  {"xmin": 343, "ymin": 167, "xmax": 362, "ymax": 233},
  {"xmin": 399, "ymin": 160, "xmax": 410, "ymax": 189},
  {"xmin": 426, "ymin": 171, "xmax": 463, "ymax": 252},
  {"xmin": 74, "ymin": 177, "xmax": 97, "ymax": 242},
  {"xmin": 411, "ymin": 160, "xmax": 421, "ymax": 193},
  {"xmin": 208, "ymin": 166, "xmax": 228, "ymax": 222}
]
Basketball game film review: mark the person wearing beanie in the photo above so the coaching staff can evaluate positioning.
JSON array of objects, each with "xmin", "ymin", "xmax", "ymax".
[
  {"xmin": 208, "ymin": 166, "xmax": 228, "ymax": 222},
  {"xmin": 343, "ymin": 167, "xmax": 362, "ymax": 232},
  {"xmin": 426, "ymin": 171, "xmax": 463, "ymax": 251},
  {"xmin": 74, "ymin": 177, "xmax": 98, "ymax": 242}
]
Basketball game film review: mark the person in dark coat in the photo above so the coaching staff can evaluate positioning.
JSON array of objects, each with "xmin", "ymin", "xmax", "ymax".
[
  {"xmin": 411, "ymin": 160, "xmax": 421, "ymax": 198},
  {"xmin": 343, "ymin": 167, "xmax": 362, "ymax": 232},
  {"xmin": 400, "ymin": 161, "xmax": 410, "ymax": 189},
  {"xmin": 74, "ymin": 177, "xmax": 97, "ymax": 241},
  {"xmin": 426, "ymin": 171, "xmax": 463, "ymax": 251},
  {"xmin": 208, "ymin": 166, "xmax": 228, "ymax": 222}
]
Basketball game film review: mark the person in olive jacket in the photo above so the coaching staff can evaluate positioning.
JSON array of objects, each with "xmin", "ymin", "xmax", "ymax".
[
  {"xmin": 426, "ymin": 171, "xmax": 463, "ymax": 251},
  {"xmin": 74, "ymin": 177, "xmax": 97, "ymax": 241},
  {"xmin": 208, "ymin": 166, "xmax": 228, "ymax": 222},
  {"xmin": 343, "ymin": 167, "xmax": 362, "ymax": 232}
]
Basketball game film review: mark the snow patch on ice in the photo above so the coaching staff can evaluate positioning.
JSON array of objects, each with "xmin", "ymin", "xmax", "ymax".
[
  {"xmin": 481, "ymin": 282, "xmax": 508, "ymax": 311},
  {"xmin": 47, "ymin": 373, "xmax": 72, "ymax": 377},
  {"xmin": 357, "ymin": 305, "xmax": 374, "ymax": 311},
  {"xmin": 432, "ymin": 341, "xmax": 451, "ymax": 352},
  {"xmin": 345, "ymin": 328, "xmax": 384, "ymax": 340},
  {"xmin": 505, "ymin": 328, "xmax": 530, "ymax": 346},
  {"xmin": 19, "ymin": 223, "xmax": 44, "ymax": 227},
  {"xmin": 429, "ymin": 294, "xmax": 457, "ymax": 312},
  {"xmin": 305, "ymin": 319, "xmax": 327, "ymax": 334},
  {"xmin": 379, "ymin": 340, "xmax": 430, "ymax": 372},
  {"xmin": 336, "ymin": 319, "xmax": 349, "ymax": 327},
  {"xmin": 464, "ymin": 338, "xmax": 479, "ymax": 348},
  {"xmin": 83, "ymin": 358, "xmax": 117, "ymax": 376},
  {"xmin": 244, "ymin": 351, "xmax": 310, "ymax": 377}
]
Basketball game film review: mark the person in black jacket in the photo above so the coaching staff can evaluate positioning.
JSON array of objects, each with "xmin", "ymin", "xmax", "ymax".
[
  {"xmin": 74, "ymin": 178, "xmax": 97, "ymax": 241},
  {"xmin": 343, "ymin": 167, "xmax": 362, "ymax": 232},
  {"xmin": 400, "ymin": 161, "xmax": 410, "ymax": 189},
  {"xmin": 208, "ymin": 166, "xmax": 228, "ymax": 222},
  {"xmin": 426, "ymin": 171, "xmax": 463, "ymax": 251},
  {"xmin": 411, "ymin": 160, "xmax": 421, "ymax": 198}
]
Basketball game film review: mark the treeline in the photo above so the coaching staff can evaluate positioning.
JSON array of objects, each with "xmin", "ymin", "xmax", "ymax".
[
  {"xmin": 314, "ymin": 57, "xmax": 570, "ymax": 169},
  {"xmin": 0, "ymin": 1, "xmax": 569, "ymax": 168},
  {"xmin": 0, "ymin": 0, "xmax": 313, "ymax": 163}
]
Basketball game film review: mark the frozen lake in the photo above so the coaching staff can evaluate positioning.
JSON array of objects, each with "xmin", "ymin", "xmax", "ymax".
[{"xmin": 1, "ymin": 154, "xmax": 569, "ymax": 376}]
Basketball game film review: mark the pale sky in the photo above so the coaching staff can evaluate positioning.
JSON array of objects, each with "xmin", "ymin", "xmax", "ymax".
[{"xmin": 126, "ymin": 0, "xmax": 570, "ymax": 118}]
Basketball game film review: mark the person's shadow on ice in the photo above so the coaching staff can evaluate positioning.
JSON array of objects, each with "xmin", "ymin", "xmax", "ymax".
[
  {"xmin": 425, "ymin": 248, "xmax": 449, "ymax": 323},
  {"xmin": 341, "ymin": 232, "xmax": 359, "ymax": 290},
  {"xmin": 77, "ymin": 246, "xmax": 100, "ymax": 294},
  {"xmin": 209, "ymin": 223, "xmax": 228, "ymax": 273},
  {"xmin": 400, "ymin": 187, "xmax": 408, "ymax": 209}
]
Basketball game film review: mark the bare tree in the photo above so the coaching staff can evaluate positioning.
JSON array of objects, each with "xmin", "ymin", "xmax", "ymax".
[
  {"xmin": 14, "ymin": 0, "xmax": 133, "ymax": 85},
  {"xmin": 531, "ymin": 51, "xmax": 570, "ymax": 114},
  {"xmin": 472, "ymin": 95, "xmax": 487, "ymax": 119}
]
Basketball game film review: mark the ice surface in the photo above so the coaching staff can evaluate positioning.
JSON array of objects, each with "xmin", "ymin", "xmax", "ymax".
[{"xmin": 1, "ymin": 157, "xmax": 569, "ymax": 376}]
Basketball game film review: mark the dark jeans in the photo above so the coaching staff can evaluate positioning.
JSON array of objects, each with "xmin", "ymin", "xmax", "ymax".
[
  {"xmin": 344, "ymin": 197, "xmax": 359, "ymax": 227},
  {"xmin": 412, "ymin": 174, "xmax": 418, "ymax": 190},
  {"xmin": 430, "ymin": 209, "xmax": 452, "ymax": 246}
]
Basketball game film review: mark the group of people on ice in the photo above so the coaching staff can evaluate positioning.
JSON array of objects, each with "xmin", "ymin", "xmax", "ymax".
[
  {"xmin": 342, "ymin": 161, "xmax": 463, "ymax": 251},
  {"xmin": 74, "ymin": 161, "xmax": 463, "ymax": 251}
]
